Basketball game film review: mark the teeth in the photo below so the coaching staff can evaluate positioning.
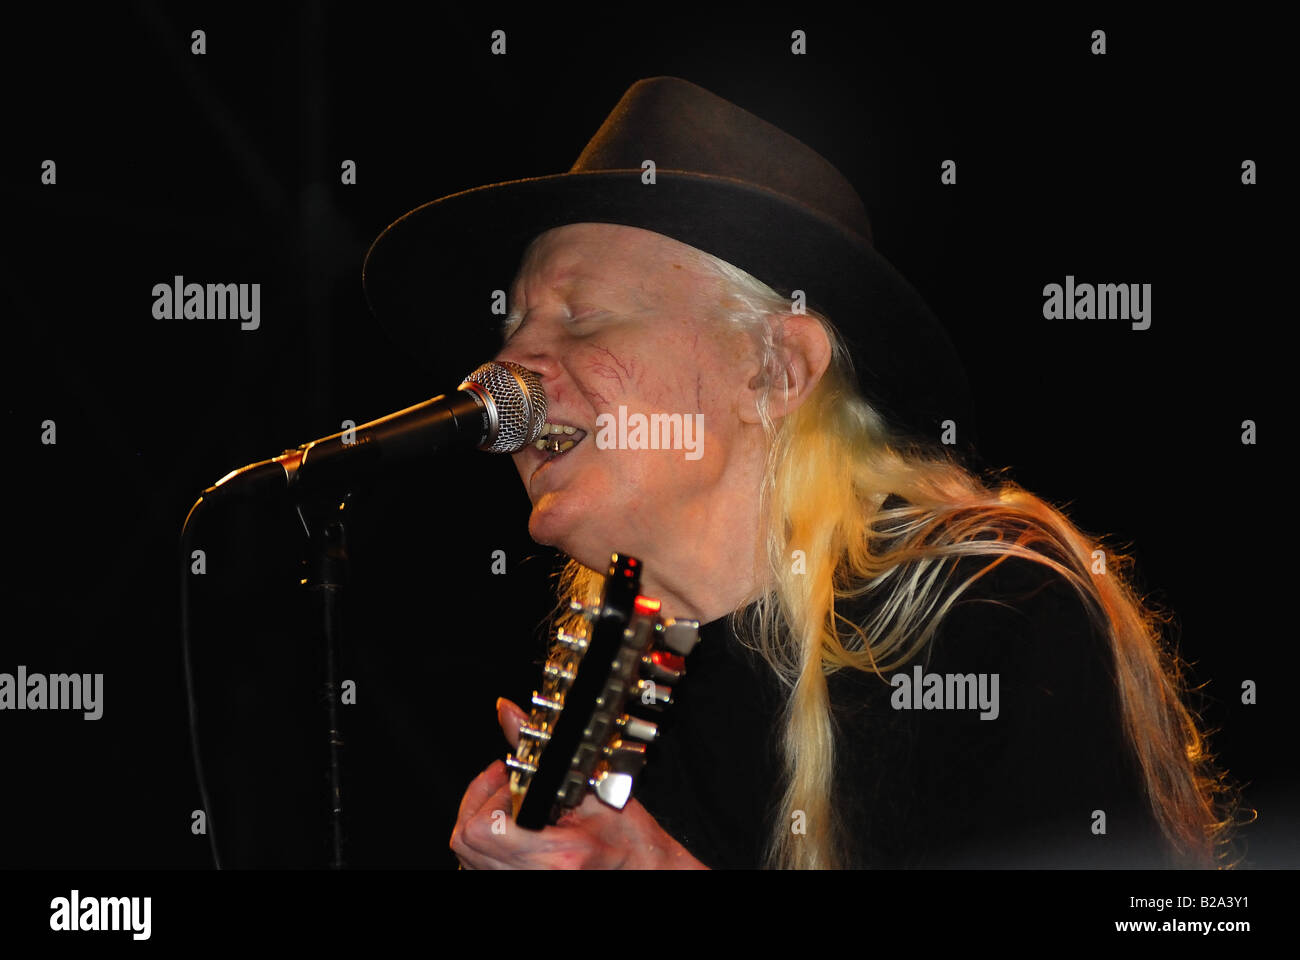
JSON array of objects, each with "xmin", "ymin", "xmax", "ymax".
[
  {"xmin": 532, "ymin": 423, "xmax": 587, "ymax": 455},
  {"xmin": 540, "ymin": 422, "xmax": 580, "ymax": 435},
  {"xmin": 532, "ymin": 435, "xmax": 581, "ymax": 454}
]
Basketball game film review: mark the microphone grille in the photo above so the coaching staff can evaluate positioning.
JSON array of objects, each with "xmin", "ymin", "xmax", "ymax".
[{"xmin": 460, "ymin": 360, "xmax": 548, "ymax": 453}]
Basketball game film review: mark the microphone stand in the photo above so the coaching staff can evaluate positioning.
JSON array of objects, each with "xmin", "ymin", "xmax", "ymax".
[
  {"xmin": 185, "ymin": 361, "xmax": 543, "ymax": 869},
  {"xmin": 294, "ymin": 490, "xmax": 353, "ymax": 870}
]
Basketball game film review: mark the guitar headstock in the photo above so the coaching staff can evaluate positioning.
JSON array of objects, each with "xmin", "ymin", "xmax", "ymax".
[{"xmin": 507, "ymin": 552, "xmax": 701, "ymax": 830}]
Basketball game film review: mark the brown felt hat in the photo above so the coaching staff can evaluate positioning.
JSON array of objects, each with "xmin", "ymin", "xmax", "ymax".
[{"xmin": 362, "ymin": 76, "xmax": 974, "ymax": 446}]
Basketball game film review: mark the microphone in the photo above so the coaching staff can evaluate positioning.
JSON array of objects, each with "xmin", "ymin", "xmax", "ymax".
[{"xmin": 201, "ymin": 360, "xmax": 547, "ymax": 502}]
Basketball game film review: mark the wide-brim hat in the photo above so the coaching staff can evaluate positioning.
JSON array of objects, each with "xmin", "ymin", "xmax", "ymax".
[{"xmin": 362, "ymin": 76, "xmax": 974, "ymax": 446}]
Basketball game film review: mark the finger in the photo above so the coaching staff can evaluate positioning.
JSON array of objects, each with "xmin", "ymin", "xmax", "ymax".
[
  {"xmin": 455, "ymin": 847, "xmax": 517, "ymax": 871},
  {"xmin": 451, "ymin": 769, "xmax": 510, "ymax": 865},
  {"xmin": 454, "ymin": 780, "xmax": 523, "ymax": 869},
  {"xmin": 455, "ymin": 758, "xmax": 508, "ymax": 827},
  {"xmin": 496, "ymin": 697, "xmax": 529, "ymax": 750},
  {"xmin": 453, "ymin": 830, "xmax": 518, "ymax": 871}
]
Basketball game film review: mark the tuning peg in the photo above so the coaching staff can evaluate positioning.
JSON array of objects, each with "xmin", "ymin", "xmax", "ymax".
[
  {"xmin": 544, "ymin": 662, "xmax": 576, "ymax": 682},
  {"xmin": 518, "ymin": 723, "xmax": 551, "ymax": 742},
  {"xmin": 660, "ymin": 619, "xmax": 701, "ymax": 656},
  {"xmin": 531, "ymin": 693, "xmax": 564, "ymax": 712},
  {"xmin": 617, "ymin": 714, "xmax": 659, "ymax": 742},
  {"xmin": 639, "ymin": 651, "xmax": 683, "ymax": 684},
  {"xmin": 505, "ymin": 756, "xmax": 537, "ymax": 775},
  {"xmin": 554, "ymin": 629, "xmax": 587, "ymax": 652},
  {"xmin": 588, "ymin": 740, "xmax": 648, "ymax": 809},
  {"xmin": 604, "ymin": 739, "xmax": 648, "ymax": 771},
  {"xmin": 634, "ymin": 679, "xmax": 673, "ymax": 710},
  {"xmin": 591, "ymin": 769, "xmax": 635, "ymax": 809},
  {"xmin": 568, "ymin": 600, "xmax": 600, "ymax": 620}
]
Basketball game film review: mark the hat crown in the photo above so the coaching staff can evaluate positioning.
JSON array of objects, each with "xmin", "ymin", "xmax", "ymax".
[{"xmin": 570, "ymin": 77, "xmax": 873, "ymax": 244}]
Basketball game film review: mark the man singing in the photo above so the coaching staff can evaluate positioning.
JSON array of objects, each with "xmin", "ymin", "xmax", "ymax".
[{"xmin": 362, "ymin": 77, "xmax": 1237, "ymax": 869}]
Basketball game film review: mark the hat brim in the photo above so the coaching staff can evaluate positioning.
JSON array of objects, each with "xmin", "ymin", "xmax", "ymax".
[{"xmin": 362, "ymin": 169, "xmax": 972, "ymax": 442}]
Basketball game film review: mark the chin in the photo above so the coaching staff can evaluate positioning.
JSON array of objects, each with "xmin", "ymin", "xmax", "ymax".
[
  {"xmin": 526, "ymin": 493, "xmax": 583, "ymax": 550},
  {"xmin": 526, "ymin": 493, "xmax": 617, "ymax": 568}
]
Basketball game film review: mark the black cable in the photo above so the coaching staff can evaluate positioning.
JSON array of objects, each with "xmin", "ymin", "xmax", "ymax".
[{"xmin": 181, "ymin": 496, "xmax": 222, "ymax": 869}]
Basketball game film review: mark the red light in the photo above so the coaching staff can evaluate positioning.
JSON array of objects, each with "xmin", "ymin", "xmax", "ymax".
[
  {"xmin": 650, "ymin": 649, "xmax": 685, "ymax": 671},
  {"xmin": 634, "ymin": 595, "xmax": 661, "ymax": 616}
]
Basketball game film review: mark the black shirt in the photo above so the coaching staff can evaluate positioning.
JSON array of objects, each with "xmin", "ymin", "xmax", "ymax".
[{"xmin": 633, "ymin": 553, "xmax": 1173, "ymax": 869}]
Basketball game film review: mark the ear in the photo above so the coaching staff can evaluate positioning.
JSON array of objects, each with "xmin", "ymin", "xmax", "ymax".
[{"xmin": 738, "ymin": 313, "xmax": 832, "ymax": 425}]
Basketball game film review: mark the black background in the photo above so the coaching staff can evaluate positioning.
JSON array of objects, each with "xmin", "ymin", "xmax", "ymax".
[{"xmin": 1, "ymin": 3, "xmax": 1292, "ymax": 880}]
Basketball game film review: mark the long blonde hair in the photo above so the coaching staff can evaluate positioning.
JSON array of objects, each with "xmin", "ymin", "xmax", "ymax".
[{"xmin": 543, "ymin": 247, "xmax": 1243, "ymax": 869}]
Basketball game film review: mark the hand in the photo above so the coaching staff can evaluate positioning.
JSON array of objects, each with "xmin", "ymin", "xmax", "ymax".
[{"xmin": 449, "ymin": 697, "xmax": 709, "ymax": 869}]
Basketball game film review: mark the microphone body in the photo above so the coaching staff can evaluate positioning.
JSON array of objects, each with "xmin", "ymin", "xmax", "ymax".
[{"xmin": 201, "ymin": 360, "xmax": 546, "ymax": 503}]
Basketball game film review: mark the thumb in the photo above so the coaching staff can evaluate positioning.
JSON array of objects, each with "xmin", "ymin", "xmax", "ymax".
[{"xmin": 495, "ymin": 697, "xmax": 529, "ymax": 750}]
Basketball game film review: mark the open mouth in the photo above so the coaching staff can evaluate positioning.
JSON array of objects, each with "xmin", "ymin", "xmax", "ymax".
[{"xmin": 532, "ymin": 422, "xmax": 588, "ymax": 460}]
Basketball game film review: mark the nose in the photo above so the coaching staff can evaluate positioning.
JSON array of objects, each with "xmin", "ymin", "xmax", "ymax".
[{"xmin": 493, "ymin": 310, "xmax": 567, "ymax": 383}]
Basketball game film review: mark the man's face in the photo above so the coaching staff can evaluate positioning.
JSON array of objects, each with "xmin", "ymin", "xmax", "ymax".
[{"xmin": 493, "ymin": 222, "xmax": 757, "ymax": 575}]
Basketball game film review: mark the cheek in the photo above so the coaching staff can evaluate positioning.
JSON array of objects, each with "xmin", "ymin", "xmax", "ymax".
[
  {"xmin": 574, "ymin": 343, "xmax": 642, "ymax": 406},
  {"xmin": 572, "ymin": 328, "xmax": 718, "ymax": 411},
  {"xmin": 661, "ymin": 323, "xmax": 745, "ymax": 412},
  {"xmin": 656, "ymin": 353, "xmax": 734, "ymax": 421},
  {"xmin": 570, "ymin": 331, "xmax": 739, "ymax": 464}
]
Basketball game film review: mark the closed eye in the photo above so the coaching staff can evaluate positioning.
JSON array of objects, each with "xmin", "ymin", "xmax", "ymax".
[
  {"xmin": 568, "ymin": 304, "xmax": 611, "ymax": 326},
  {"xmin": 500, "ymin": 304, "xmax": 608, "ymax": 340}
]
